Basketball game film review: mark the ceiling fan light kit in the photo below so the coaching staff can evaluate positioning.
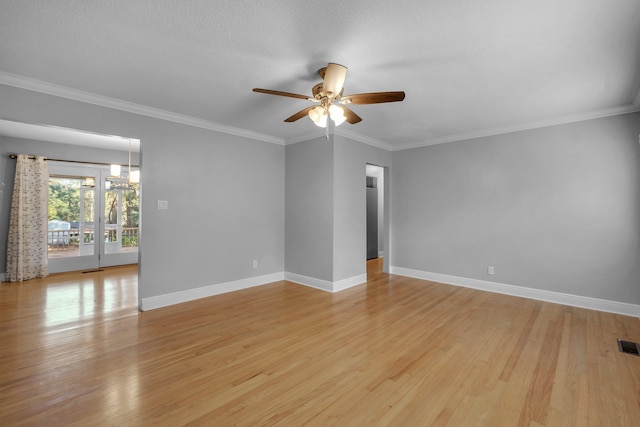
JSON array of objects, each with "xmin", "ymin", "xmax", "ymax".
[
  {"xmin": 310, "ymin": 106, "xmax": 328, "ymax": 127},
  {"xmin": 253, "ymin": 63, "xmax": 405, "ymax": 129},
  {"xmin": 328, "ymin": 104, "xmax": 346, "ymax": 125}
]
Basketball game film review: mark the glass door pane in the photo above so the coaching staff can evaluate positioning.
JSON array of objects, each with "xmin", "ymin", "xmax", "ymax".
[
  {"xmin": 104, "ymin": 187, "xmax": 122, "ymax": 254},
  {"xmin": 47, "ymin": 164, "xmax": 100, "ymax": 273},
  {"xmin": 100, "ymin": 170, "xmax": 139, "ymax": 267},
  {"xmin": 79, "ymin": 186, "xmax": 96, "ymax": 256}
]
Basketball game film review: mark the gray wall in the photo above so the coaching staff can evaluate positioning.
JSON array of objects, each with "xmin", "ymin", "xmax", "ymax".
[
  {"xmin": 391, "ymin": 113, "xmax": 640, "ymax": 304},
  {"xmin": 284, "ymin": 136, "xmax": 334, "ymax": 281},
  {"xmin": 2, "ymin": 83, "xmax": 638, "ymax": 306},
  {"xmin": 284, "ymin": 134, "xmax": 391, "ymax": 283},
  {"xmin": 0, "ymin": 84, "xmax": 285, "ymax": 300},
  {"xmin": 0, "ymin": 135, "xmax": 138, "ymax": 274},
  {"xmin": 333, "ymin": 135, "xmax": 391, "ymax": 281}
]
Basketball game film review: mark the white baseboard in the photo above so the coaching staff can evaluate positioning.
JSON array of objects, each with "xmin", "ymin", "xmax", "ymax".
[
  {"xmin": 140, "ymin": 270, "xmax": 367, "ymax": 311},
  {"xmin": 333, "ymin": 273, "xmax": 367, "ymax": 292},
  {"xmin": 140, "ymin": 272, "xmax": 285, "ymax": 311},
  {"xmin": 284, "ymin": 272, "xmax": 367, "ymax": 293},
  {"xmin": 284, "ymin": 272, "xmax": 333, "ymax": 292},
  {"xmin": 390, "ymin": 266, "xmax": 640, "ymax": 318}
]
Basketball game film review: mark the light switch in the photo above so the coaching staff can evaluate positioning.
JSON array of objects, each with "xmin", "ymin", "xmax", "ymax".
[{"xmin": 157, "ymin": 200, "xmax": 168, "ymax": 210}]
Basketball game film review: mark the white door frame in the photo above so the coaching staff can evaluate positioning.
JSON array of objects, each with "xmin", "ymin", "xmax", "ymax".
[
  {"xmin": 47, "ymin": 162, "xmax": 101, "ymax": 274},
  {"xmin": 47, "ymin": 162, "xmax": 139, "ymax": 272}
]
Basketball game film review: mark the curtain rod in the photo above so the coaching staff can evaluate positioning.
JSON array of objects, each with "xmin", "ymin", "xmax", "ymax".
[{"xmin": 8, "ymin": 154, "xmax": 139, "ymax": 168}]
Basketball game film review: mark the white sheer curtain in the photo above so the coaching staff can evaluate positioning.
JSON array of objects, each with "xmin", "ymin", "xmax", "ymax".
[{"xmin": 6, "ymin": 154, "xmax": 49, "ymax": 282}]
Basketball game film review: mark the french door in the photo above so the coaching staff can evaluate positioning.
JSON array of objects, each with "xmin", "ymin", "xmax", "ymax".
[
  {"xmin": 101, "ymin": 169, "xmax": 139, "ymax": 267},
  {"xmin": 47, "ymin": 162, "xmax": 139, "ymax": 273}
]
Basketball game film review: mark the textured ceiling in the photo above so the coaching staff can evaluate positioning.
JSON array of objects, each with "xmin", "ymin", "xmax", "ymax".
[{"xmin": 1, "ymin": 0, "xmax": 639, "ymax": 150}]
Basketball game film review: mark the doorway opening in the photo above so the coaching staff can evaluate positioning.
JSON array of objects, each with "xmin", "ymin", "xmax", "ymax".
[
  {"xmin": 47, "ymin": 161, "xmax": 139, "ymax": 273},
  {"xmin": 366, "ymin": 163, "xmax": 387, "ymax": 279}
]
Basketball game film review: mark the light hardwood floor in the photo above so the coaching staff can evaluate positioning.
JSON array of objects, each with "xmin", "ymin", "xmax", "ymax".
[{"xmin": 1, "ymin": 263, "xmax": 639, "ymax": 426}]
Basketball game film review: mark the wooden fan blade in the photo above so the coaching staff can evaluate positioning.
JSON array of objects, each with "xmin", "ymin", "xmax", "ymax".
[
  {"xmin": 323, "ymin": 63, "xmax": 348, "ymax": 97},
  {"xmin": 341, "ymin": 91, "xmax": 405, "ymax": 104},
  {"xmin": 253, "ymin": 88, "xmax": 310, "ymax": 100},
  {"xmin": 341, "ymin": 105, "xmax": 362, "ymax": 124},
  {"xmin": 284, "ymin": 106, "xmax": 316, "ymax": 122}
]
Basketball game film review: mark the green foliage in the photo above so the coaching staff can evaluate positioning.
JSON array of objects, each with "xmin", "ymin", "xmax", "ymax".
[
  {"xmin": 123, "ymin": 186, "xmax": 140, "ymax": 228},
  {"xmin": 48, "ymin": 180, "xmax": 80, "ymax": 222},
  {"xmin": 106, "ymin": 186, "xmax": 139, "ymax": 228},
  {"xmin": 49, "ymin": 178, "xmax": 139, "ymax": 240},
  {"xmin": 122, "ymin": 235, "xmax": 138, "ymax": 247}
]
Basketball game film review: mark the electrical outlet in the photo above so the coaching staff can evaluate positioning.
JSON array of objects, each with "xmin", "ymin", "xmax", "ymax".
[
  {"xmin": 488, "ymin": 266, "xmax": 495, "ymax": 275},
  {"xmin": 252, "ymin": 260, "xmax": 258, "ymax": 268}
]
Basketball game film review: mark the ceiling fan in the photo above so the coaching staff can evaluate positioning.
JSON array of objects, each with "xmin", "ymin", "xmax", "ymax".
[{"xmin": 253, "ymin": 63, "xmax": 405, "ymax": 128}]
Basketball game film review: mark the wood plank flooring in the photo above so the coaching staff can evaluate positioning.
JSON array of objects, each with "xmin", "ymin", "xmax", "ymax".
[{"xmin": 1, "ymin": 264, "xmax": 639, "ymax": 425}]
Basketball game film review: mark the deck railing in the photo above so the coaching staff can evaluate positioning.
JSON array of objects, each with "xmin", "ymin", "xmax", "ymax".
[{"xmin": 48, "ymin": 227, "xmax": 139, "ymax": 250}]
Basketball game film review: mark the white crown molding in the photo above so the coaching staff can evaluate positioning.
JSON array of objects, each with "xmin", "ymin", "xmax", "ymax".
[
  {"xmin": 288, "ymin": 102, "xmax": 640, "ymax": 151},
  {"xmin": 140, "ymin": 271, "xmax": 285, "ymax": 310},
  {"xmin": 283, "ymin": 127, "xmax": 394, "ymax": 151},
  {"xmin": 0, "ymin": 71, "xmax": 285, "ymax": 146},
  {"xmin": 390, "ymin": 266, "xmax": 640, "ymax": 318},
  {"xmin": 4, "ymin": 71, "xmax": 637, "ymax": 152},
  {"xmin": 285, "ymin": 130, "xmax": 330, "ymax": 145},
  {"xmin": 634, "ymin": 87, "xmax": 640, "ymax": 106},
  {"xmin": 394, "ymin": 104, "xmax": 640, "ymax": 151},
  {"xmin": 334, "ymin": 128, "xmax": 394, "ymax": 151}
]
